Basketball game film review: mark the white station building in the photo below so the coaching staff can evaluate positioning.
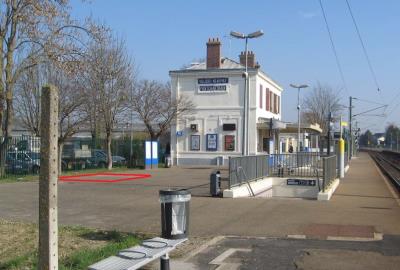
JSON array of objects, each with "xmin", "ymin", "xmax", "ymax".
[{"xmin": 169, "ymin": 38, "xmax": 284, "ymax": 165}]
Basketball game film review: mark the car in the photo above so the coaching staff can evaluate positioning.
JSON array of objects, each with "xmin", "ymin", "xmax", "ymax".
[
  {"xmin": 6, "ymin": 151, "xmax": 40, "ymax": 174},
  {"xmin": 87, "ymin": 149, "xmax": 126, "ymax": 168}
]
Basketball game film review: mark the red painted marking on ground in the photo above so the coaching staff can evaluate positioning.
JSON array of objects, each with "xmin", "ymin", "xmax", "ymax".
[{"xmin": 59, "ymin": 173, "xmax": 151, "ymax": 183}]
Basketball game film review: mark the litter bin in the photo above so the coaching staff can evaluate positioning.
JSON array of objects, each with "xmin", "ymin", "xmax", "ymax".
[
  {"xmin": 159, "ymin": 189, "xmax": 191, "ymax": 239},
  {"xmin": 164, "ymin": 155, "xmax": 171, "ymax": 168},
  {"xmin": 210, "ymin": 170, "xmax": 221, "ymax": 197}
]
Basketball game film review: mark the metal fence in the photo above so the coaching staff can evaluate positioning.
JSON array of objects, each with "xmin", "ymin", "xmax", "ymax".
[
  {"xmin": 229, "ymin": 155, "xmax": 269, "ymax": 188},
  {"xmin": 268, "ymin": 153, "xmax": 322, "ymax": 178},
  {"xmin": 229, "ymin": 152, "xmax": 325, "ymax": 188},
  {"xmin": 0, "ymin": 135, "xmax": 150, "ymax": 179},
  {"xmin": 322, "ymin": 155, "xmax": 337, "ymax": 192}
]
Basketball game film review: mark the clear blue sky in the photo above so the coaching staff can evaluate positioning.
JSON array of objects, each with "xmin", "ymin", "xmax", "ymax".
[{"xmin": 71, "ymin": 0, "xmax": 400, "ymax": 133}]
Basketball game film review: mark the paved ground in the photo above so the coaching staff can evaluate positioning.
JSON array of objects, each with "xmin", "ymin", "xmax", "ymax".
[
  {"xmin": 1, "ymin": 152, "xmax": 399, "ymax": 238},
  {"xmin": 167, "ymin": 235, "xmax": 400, "ymax": 270},
  {"xmin": 1, "ymin": 152, "xmax": 400, "ymax": 269}
]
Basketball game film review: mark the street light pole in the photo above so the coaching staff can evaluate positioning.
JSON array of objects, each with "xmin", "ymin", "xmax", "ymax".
[
  {"xmin": 290, "ymin": 84, "xmax": 308, "ymax": 152},
  {"xmin": 230, "ymin": 30, "xmax": 263, "ymax": 156}
]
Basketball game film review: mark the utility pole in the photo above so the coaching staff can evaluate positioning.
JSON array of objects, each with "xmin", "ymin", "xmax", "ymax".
[
  {"xmin": 327, "ymin": 112, "xmax": 332, "ymax": 155},
  {"xmin": 349, "ymin": 96, "xmax": 353, "ymax": 159},
  {"xmin": 390, "ymin": 132, "xmax": 393, "ymax": 150},
  {"xmin": 230, "ymin": 30, "xmax": 264, "ymax": 155}
]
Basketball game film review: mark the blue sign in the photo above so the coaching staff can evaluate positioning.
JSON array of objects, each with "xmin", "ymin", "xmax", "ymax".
[{"xmin": 176, "ymin": 131, "xmax": 183, "ymax": 137}]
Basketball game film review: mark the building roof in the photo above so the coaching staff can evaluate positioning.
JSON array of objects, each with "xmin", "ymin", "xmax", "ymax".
[
  {"xmin": 281, "ymin": 122, "xmax": 323, "ymax": 134},
  {"xmin": 170, "ymin": 57, "xmax": 283, "ymax": 90},
  {"xmin": 185, "ymin": 57, "xmax": 243, "ymax": 70}
]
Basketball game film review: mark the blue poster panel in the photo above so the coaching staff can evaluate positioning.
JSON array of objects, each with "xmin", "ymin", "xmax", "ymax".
[{"xmin": 206, "ymin": 134, "xmax": 218, "ymax": 151}]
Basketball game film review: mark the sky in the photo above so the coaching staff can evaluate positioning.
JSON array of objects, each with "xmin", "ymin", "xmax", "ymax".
[{"xmin": 70, "ymin": 0, "xmax": 400, "ymax": 134}]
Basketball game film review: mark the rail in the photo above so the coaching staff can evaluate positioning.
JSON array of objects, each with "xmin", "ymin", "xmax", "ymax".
[
  {"xmin": 323, "ymin": 155, "xmax": 337, "ymax": 192},
  {"xmin": 229, "ymin": 155, "xmax": 268, "ymax": 188},
  {"xmin": 369, "ymin": 151, "xmax": 400, "ymax": 192},
  {"xmin": 229, "ymin": 153, "xmax": 326, "ymax": 188}
]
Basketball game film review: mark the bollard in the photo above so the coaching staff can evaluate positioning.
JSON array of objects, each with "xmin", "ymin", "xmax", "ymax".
[{"xmin": 339, "ymin": 138, "xmax": 345, "ymax": 178}]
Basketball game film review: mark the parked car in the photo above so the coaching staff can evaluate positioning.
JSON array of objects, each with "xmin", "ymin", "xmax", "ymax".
[
  {"xmin": 87, "ymin": 149, "xmax": 126, "ymax": 168},
  {"xmin": 61, "ymin": 140, "xmax": 92, "ymax": 170},
  {"xmin": 6, "ymin": 151, "xmax": 40, "ymax": 174}
]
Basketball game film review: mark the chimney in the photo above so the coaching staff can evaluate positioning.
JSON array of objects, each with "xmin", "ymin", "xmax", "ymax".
[
  {"xmin": 239, "ymin": 51, "xmax": 256, "ymax": 68},
  {"xmin": 206, "ymin": 38, "xmax": 221, "ymax": 69}
]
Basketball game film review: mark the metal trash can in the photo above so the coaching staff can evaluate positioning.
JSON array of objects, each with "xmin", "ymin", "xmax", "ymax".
[
  {"xmin": 164, "ymin": 155, "xmax": 171, "ymax": 168},
  {"xmin": 159, "ymin": 189, "xmax": 190, "ymax": 239},
  {"xmin": 210, "ymin": 170, "xmax": 221, "ymax": 197}
]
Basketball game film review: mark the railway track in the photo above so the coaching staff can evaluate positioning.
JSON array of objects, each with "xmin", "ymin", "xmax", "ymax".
[{"xmin": 369, "ymin": 151, "xmax": 400, "ymax": 192}]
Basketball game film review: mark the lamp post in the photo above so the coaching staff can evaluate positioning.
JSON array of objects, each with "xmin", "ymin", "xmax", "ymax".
[
  {"xmin": 289, "ymin": 84, "xmax": 308, "ymax": 152},
  {"xmin": 230, "ymin": 30, "xmax": 264, "ymax": 155}
]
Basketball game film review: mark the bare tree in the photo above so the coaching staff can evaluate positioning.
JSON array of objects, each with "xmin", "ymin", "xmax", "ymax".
[
  {"xmin": 86, "ymin": 33, "xmax": 133, "ymax": 170},
  {"xmin": 14, "ymin": 66, "xmax": 42, "ymax": 136},
  {"xmin": 0, "ymin": 0, "xmax": 96, "ymax": 139},
  {"xmin": 302, "ymin": 83, "xmax": 343, "ymax": 134},
  {"xmin": 15, "ymin": 62, "xmax": 88, "ymax": 171},
  {"xmin": 131, "ymin": 80, "xmax": 195, "ymax": 140}
]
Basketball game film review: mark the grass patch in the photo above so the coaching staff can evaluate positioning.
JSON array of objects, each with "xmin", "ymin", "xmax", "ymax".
[
  {"xmin": 60, "ymin": 233, "xmax": 139, "ymax": 270},
  {"xmin": 0, "ymin": 220, "xmax": 142, "ymax": 270}
]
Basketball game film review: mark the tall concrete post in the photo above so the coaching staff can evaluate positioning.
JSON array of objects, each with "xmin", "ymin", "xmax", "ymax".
[{"xmin": 39, "ymin": 85, "xmax": 59, "ymax": 270}]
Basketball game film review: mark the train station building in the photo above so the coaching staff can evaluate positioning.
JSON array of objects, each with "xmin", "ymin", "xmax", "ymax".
[{"xmin": 169, "ymin": 38, "xmax": 284, "ymax": 165}]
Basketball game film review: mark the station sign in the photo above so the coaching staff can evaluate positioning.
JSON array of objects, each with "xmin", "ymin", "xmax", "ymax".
[
  {"xmin": 287, "ymin": 179, "xmax": 316, "ymax": 186},
  {"xmin": 197, "ymin": 77, "xmax": 229, "ymax": 93}
]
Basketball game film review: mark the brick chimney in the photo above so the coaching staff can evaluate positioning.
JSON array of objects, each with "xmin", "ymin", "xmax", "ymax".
[
  {"xmin": 239, "ymin": 51, "xmax": 256, "ymax": 68},
  {"xmin": 206, "ymin": 38, "xmax": 221, "ymax": 69}
]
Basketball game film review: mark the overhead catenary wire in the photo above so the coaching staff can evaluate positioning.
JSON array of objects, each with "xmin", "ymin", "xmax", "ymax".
[
  {"xmin": 345, "ymin": 0, "xmax": 383, "ymax": 98},
  {"xmin": 318, "ymin": 0, "xmax": 350, "ymax": 96},
  {"xmin": 374, "ymin": 90, "xmax": 400, "ymax": 129},
  {"xmin": 353, "ymin": 97, "xmax": 387, "ymax": 106}
]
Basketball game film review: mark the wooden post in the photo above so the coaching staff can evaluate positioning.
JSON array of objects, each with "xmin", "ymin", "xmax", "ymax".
[{"xmin": 39, "ymin": 85, "xmax": 59, "ymax": 270}]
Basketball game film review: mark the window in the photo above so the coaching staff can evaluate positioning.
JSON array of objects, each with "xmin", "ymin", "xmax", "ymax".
[
  {"xmin": 274, "ymin": 94, "xmax": 277, "ymax": 114},
  {"xmin": 259, "ymin": 85, "xmax": 263, "ymax": 109},
  {"xmin": 224, "ymin": 135, "xmax": 235, "ymax": 151},
  {"xmin": 266, "ymin": 88, "xmax": 270, "ymax": 111},
  {"xmin": 277, "ymin": 95, "xmax": 280, "ymax": 114},
  {"xmin": 270, "ymin": 91, "xmax": 274, "ymax": 113}
]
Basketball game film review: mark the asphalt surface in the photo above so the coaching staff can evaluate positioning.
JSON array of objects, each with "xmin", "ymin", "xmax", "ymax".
[
  {"xmin": 177, "ymin": 235, "xmax": 400, "ymax": 270},
  {"xmin": 1, "ymin": 152, "xmax": 399, "ymax": 238},
  {"xmin": 1, "ymin": 152, "xmax": 400, "ymax": 269}
]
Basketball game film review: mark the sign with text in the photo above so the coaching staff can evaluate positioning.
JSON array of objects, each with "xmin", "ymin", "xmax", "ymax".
[
  {"xmin": 206, "ymin": 134, "xmax": 218, "ymax": 151},
  {"xmin": 287, "ymin": 179, "xmax": 316, "ymax": 186},
  {"xmin": 197, "ymin": 77, "xmax": 229, "ymax": 93}
]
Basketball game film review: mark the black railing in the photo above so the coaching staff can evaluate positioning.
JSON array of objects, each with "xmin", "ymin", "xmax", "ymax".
[
  {"xmin": 229, "ymin": 155, "xmax": 268, "ymax": 188},
  {"xmin": 323, "ymin": 155, "xmax": 337, "ymax": 192},
  {"xmin": 268, "ymin": 153, "xmax": 322, "ymax": 178},
  {"xmin": 229, "ymin": 152, "xmax": 326, "ymax": 188}
]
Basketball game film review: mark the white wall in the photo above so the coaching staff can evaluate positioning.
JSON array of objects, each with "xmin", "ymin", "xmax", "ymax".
[{"xmin": 170, "ymin": 69, "xmax": 283, "ymax": 165}]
